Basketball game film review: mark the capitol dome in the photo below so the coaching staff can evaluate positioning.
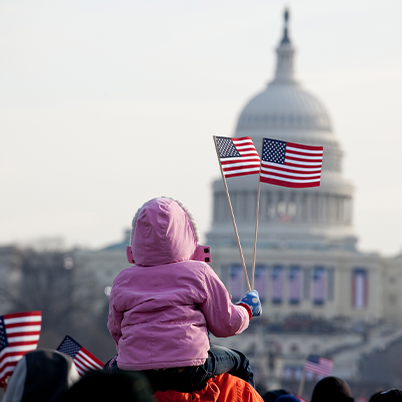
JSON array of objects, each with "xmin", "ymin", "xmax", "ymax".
[
  {"xmin": 207, "ymin": 9, "xmax": 357, "ymax": 251},
  {"xmin": 236, "ymin": 13, "xmax": 332, "ymax": 136},
  {"xmin": 236, "ymin": 83, "xmax": 332, "ymax": 133}
]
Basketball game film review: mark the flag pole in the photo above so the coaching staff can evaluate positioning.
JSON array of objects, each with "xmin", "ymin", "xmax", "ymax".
[
  {"xmin": 250, "ymin": 139, "xmax": 263, "ymax": 290},
  {"xmin": 213, "ymin": 136, "xmax": 251, "ymax": 292},
  {"xmin": 298, "ymin": 367, "xmax": 306, "ymax": 398}
]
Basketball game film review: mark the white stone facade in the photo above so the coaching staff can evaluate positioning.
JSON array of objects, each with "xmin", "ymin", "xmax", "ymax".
[{"xmin": 206, "ymin": 10, "xmax": 398, "ymax": 327}]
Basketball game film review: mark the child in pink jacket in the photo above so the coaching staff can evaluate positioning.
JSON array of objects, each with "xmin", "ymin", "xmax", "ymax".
[{"xmin": 107, "ymin": 197, "xmax": 261, "ymax": 392}]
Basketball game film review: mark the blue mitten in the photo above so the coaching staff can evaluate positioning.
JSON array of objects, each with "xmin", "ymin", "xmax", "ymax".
[{"xmin": 236, "ymin": 290, "xmax": 262, "ymax": 319}]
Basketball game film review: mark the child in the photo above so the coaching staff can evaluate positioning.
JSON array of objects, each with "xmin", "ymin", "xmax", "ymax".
[{"xmin": 107, "ymin": 197, "xmax": 261, "ymax": 392}]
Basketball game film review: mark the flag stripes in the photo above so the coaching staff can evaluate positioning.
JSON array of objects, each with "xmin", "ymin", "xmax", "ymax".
[
  {"xmin": 0, "ymin": 311, "xmax": 42, "ymax": 386},
  {"xmin": 289, "ymin": 266, "xmax": 301, "ymax": 303},
  {"xmin": 352, "ymin": 269, "xmax": 368, "ymax": 309},
  {"xmin": 254, "ymin": 266, "xmax": 267, "ymax": 302},
  {"xmin": 74, "ymin": 349, "xmax": 103, "ymax": 376},
  {"xmin": 57, "ymin": 335, "xmax": 103, "ymax": 377},
  {"xmin": 228, "ymin": 265, "xmax": 245, "ymax": 300},
  {"xmin": 304, "ymin": 355, "xmax": 333, "ymax": 377},
  {"xmin": 260, "ymin": 138, "xmax": 323, "ymax": 188},
  {"xmin": 215, "ymin": 136, "xmax": 260, "ymax": 178},
  {"xmin": 312, "ymin": 267, "xmax": 326, "ymax": 304},
  {"xmin": 271, "ymin": 266, "xmax": 284, "ymax": 303}
]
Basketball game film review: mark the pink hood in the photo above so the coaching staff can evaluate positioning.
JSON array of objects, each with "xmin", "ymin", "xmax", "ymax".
[{"xmin": 131, "ymin": 197, "xmax": 198, "ymax": 267}]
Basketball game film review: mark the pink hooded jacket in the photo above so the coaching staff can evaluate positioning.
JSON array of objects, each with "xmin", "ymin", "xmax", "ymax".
[{"xmin": 107, "ymin": 197, "xmax": 249, "ymax": 371}]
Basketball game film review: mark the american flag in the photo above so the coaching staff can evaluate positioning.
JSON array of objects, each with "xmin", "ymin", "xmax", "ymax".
[
  {"xmin": 0, "ymin": 311, "xmax": 42, "ymax": 386},
  {"xmin": 271, "ymin": 266, "xmax": 283, "ymax": 303},
  {"xmin": 228, "ymin": 265, "xmax": 245, "ymax": 300},
  {"xmin": 215, "ymin": 136, "xmax": 260, "ymax": 178},
  {"xmin": 260, "ymin": 138, "xmax": 323, "ymax": 188},
  {"xmin": 57, "ymin": 335, "xmax": 103, "ymax": 376},
  {"xmin": 312, "ymin": 267, "xmax": 326, "ymax": 304},
  {"xmin": 289, "ymin": 266, "xmax": 301, "ymax": 304},
  {"xmin": 254, "ymin": 265, "xmax": 267, "ymax": 302},
  {"xmin": 304, "ymin": 355, "xmax": 333, "ymax": 377},
  {"xmin": 352, "ymin": 269, "xmax": 368, "ymax": 309}
]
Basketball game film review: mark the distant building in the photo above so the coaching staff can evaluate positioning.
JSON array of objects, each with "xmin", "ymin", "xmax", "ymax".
[
  {"xmin": 207, "ymin": 9, "xmax": 391, "ymax": 325},
  {"xmin": 90, "ymin": 12, "xmax": 402, "ymax": 329},
  {"xmin": 204, "ymin": 9, "xmax": 402, "ymax": 390}
]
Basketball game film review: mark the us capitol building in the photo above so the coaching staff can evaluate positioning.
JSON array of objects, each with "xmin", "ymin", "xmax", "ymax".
[
  {"xmin": 204, "ymin": 10, "xmax": 402, "ymax": 387},
  {"xmin": 2, "ymin": 9, "xmax": 402, "ymax": 394},
  {"xmin": 208, "ymin": 10, "xmax": 385, "ymax": 323}
]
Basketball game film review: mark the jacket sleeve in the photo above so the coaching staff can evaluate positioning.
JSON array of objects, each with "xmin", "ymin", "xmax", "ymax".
[
  {"xmin": 107, "ymin": 285, "xmax": 124, "ymax": 351},
  {"xmin": 199, "ymin": 265, "xmax": 249, "ymax": 337}
]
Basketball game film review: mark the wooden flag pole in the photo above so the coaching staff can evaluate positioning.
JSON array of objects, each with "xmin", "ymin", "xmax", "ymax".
[
  {"xmin": 250, "ymin": 139, "xmax": 263, "ymax": 290},
  {"xmin": 213, "ymin": 136, "xmax": 251, "ymax": 292},
  {"xmin": 251, "ymin": 179, "xmax": 261, "ymax": 290},
  {"xmin": 298, "ymin": 367, "xmax": 306, "ymax": 398}
]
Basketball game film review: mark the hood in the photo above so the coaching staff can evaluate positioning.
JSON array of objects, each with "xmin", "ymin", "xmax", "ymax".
[
  {"xmin": 130, "ymin": 197, "xmax": 199, "ymax": 267},
  {"xmin": 3, "ymin": 349, "xmax": 79, "ymax": 402},
  {"xmin": 370, "ymin": 389, "xmax": 402, "ymax": 402}
]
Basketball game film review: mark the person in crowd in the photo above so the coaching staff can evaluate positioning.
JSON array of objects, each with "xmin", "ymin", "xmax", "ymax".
[
  {"xmin": 153, "ymin": 372, "xmax": 264, "ymax": 402},
  {"xmin": 275, "ymin": 396, "xmax": 302, "ymax": 402},
  {"xmin": 106, "ymin": 197, "xmax": 262, "ymax": 392},
  {"xmin": 56, "ymin": 370, "xmax": 155, "ymax": 402},
  {"xmin": 262, "ymin": 388, "xmax": 291, "ymax": 402},
  {"xmin": 2, "ymin": 349, "xmax": 79, "ymax": 402},
  {"xmin": 369, "ymin": 389, "xmax": 402, "ymax": 402},
  {"xmin": 310, "ymin": 376, "xmax": 354, "ymax": 402}
]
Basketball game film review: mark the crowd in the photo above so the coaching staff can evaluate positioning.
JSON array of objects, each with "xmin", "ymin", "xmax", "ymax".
[
  {"xmin": 1, "ymin": 197, "xmax": 400, "ymax": 401},
  {"xmin": 2, "ymin": 349, "xmax": 402, "ymax": 402}
]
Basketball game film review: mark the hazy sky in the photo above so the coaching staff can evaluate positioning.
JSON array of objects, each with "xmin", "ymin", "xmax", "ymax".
[{"xmin": 1, "ymin": 0, "xmax": 402, "ymax": 256}]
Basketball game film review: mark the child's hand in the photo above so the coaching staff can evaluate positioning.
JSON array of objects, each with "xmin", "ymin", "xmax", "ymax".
[{"xmin": 236, "ymin": 290, "xmax": 262, "ymax": 319}]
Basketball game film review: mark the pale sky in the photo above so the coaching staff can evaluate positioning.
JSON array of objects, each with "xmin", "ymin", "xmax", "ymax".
[{"xmin": 1, "ymin": 0, "xmax": 402, "ymax": 256}]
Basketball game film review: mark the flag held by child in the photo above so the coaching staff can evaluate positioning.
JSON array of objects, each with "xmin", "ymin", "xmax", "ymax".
[
  {"xmin": 260, "ymin": 138, "xmax": 323, "ymax": 188},
  {"xmin": 215, "ymin": 136, "xmax": 260, "ymax": 178},
  {"xmin": 304, "ymin": 354, "xmax": 333, "ymax": 377},
  {"xmin": 0, "ymin": 311, "xmax": 42, "ymax": 387},
  {"xmin": 57, "ymin": 335, "xmax": 103, "ymax": 376}
]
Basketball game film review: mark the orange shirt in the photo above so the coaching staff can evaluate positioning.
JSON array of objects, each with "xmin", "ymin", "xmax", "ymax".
[{"xmin": 154, "ymin": 373, "xmax": 264, "ymax": 402}]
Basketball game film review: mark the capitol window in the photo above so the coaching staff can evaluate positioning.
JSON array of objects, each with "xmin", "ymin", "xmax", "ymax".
[
  {"xmin": 267, "ymin": 203, "xmax": 276, "ymax": 220},
  {"xmin": 289, "ymin": 344, "xmax": 299, "ymax": 353},
  {"xmin": 277, "ymin": 201, "xmax": 286, "ymax": 216},
  {"xmin": 288, "ymin": 201, "xmax": 296, "ymax": 218}
]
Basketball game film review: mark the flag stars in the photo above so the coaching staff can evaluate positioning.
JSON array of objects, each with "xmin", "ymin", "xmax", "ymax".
[
  {"xmin": 58, "ymin": 337, "xmax": 81, "ymax": 356},
  {"xmin": 216, "ymin": 137, "xmax": 241, "ymax": 158},
  {"xmin": 263, "ymin": 139, "xmax": 286, "ymax": 164}
]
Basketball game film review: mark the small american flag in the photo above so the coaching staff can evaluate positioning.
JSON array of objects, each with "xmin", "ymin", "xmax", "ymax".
[
  {"xmin": 352, "ymin": 269, "xmax": 368, "ymax": 309},
  {"xmin": 271, "ymin": 266, "xmax": 284, "ymax": 303},
  {"xmin": 312, "ymin": 267, "xmax": 326, "ymax": 304},
  {"xmin": 289, "ymin": 266, "xmax": 301, "ymax": 304},
  {"xmin": 57, "ymin": 335, "xmax": 103, "ymax": 376},
  {"xmin": 304, "ymin": 354, "xmax": 333, "ymax": 377},
  {"xmin": 215, "ymin": 136, "xmax": 260, "ymax": 178},
  {"xmin": 260, "ymin": 138, "xmax": 323, "ymax": 188},
  {"xmin": 254, "ymin": 265, "xmax": 267, "ymax": 302},
  {"xmin": 0, "ymin": 311, "xmax": 42, "ymax": 386},
  {"xmin": 228, "ymin": 265, "xmax": 245, "ymax": 300}
]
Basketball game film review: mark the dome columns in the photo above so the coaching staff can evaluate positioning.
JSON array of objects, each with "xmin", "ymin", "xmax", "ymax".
[
  {"xmin": 274, "ymin": 44, "xmax": 295, "ymax": 83},
  {"xmin": 212, "ymin": 187, "xmax": 353, "ymax": 227}
]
